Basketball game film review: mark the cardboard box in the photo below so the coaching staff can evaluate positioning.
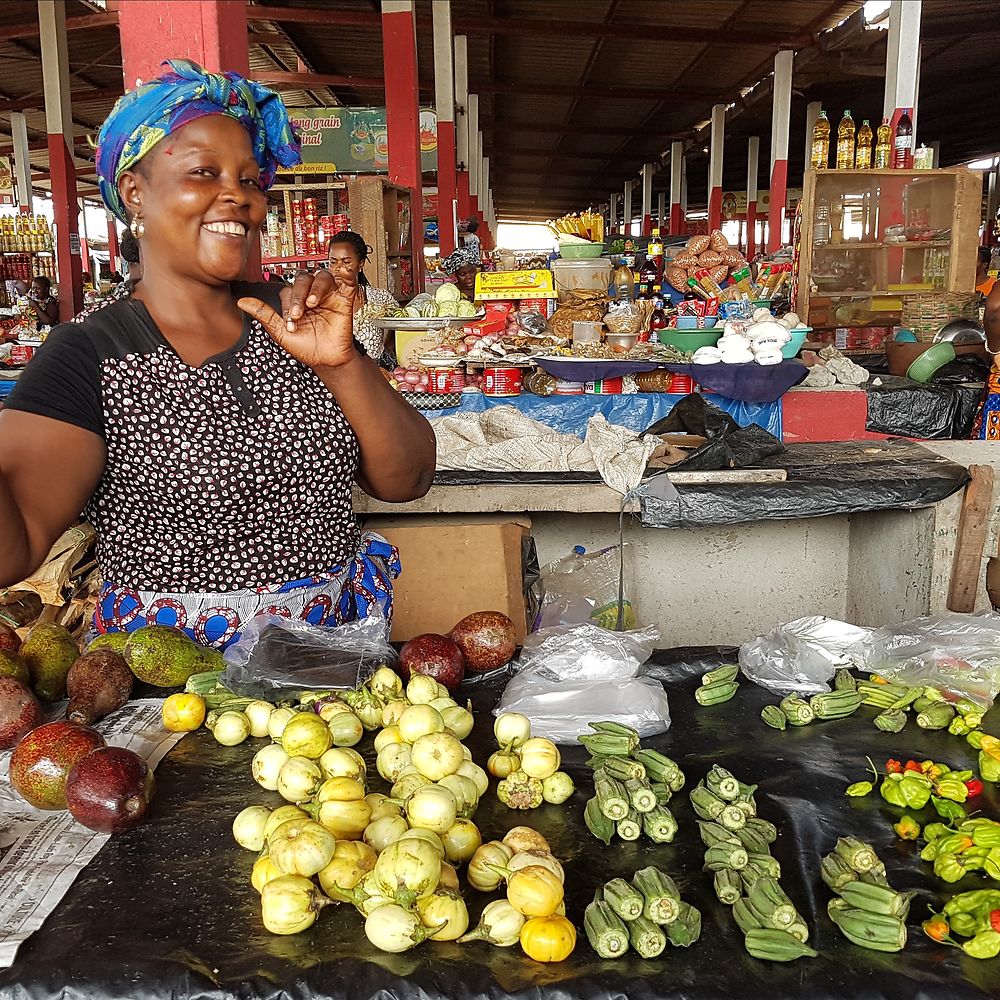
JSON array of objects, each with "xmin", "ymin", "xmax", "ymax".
[
  {"xmin": 365, "ymin": 515, "xmax": 532, "ymax": 642},
  {"xmin": 394, "ymin": 330, "xmax": 444, "ymax": 368}
]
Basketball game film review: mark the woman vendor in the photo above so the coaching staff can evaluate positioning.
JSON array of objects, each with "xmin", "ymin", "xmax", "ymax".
[
  {"xmin": 442, "ymin": 245, "xmax": 481, "ymax": 301},
  {"xmin": 328, "ymin": 229, "xmax": 397, "ymax": 368},
  {"xmin": 0, "ymin": 60, "xmax": 435, "ymax": 647}
]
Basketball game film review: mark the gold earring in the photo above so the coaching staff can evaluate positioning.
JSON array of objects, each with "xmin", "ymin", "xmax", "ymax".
[{"xmin": 130, "ymin": 216, "xmax": 144, "ymax": 239}]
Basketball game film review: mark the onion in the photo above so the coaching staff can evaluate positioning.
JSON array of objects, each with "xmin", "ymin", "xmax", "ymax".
[
  {"xmin": 398, "ymin": 704, "xmax": 445, "ymax": 743},
  {"xmin": 243, "ymin": 700, "xmax": 275, "ymax": 738},
  {"xmin": 518, "ymin": 737, "xmax": 561, "ymax": 780},
  {"xmin": 404, "ymin": 371, "xmax": 421, "ymax": 385},
  {"xmin": 363, "ymin": 814, "xmax": 408, "ymax": 853},
  {"xmin": 441, "ymin": 818, "xmax": 482, "ymax": 865},
  {"xmin": 494, "ymin": 712, "xmax": 532, "ymax": 749},
  {"xmin": 268, "ymin": 819, "xmax": 336, "ymax": 877},
  {"xmin": 404, "ymin": 784, "xmax": 457, "ymax": 835},
  {"xmin": 410, "ymin": 731, "xmax": 465, "ymax": 781},
  {"xmin": 252, "ymin": 743, "xmax": 290, "ymax": 791},
  {"xmin": 232, "ymin": 805, "xmax": 271, "ymax": 851},
  {"xmin": 319, "ymin": 747, "xmax": 366, "ymax": 782}
]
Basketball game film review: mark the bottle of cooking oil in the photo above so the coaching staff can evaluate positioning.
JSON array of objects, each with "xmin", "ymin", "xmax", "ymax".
[
  {"xmin": 836, "ymin": 111, "xmax": 855, "ymax": 170},
  {"xmin": 810, "ymin": 111, "xmax": 830, "ymax": 169},
  {"xmin": 874, "ymin": 118, "xmax": 892, "ymax": 169},
  {"xmin": 855, "ymin": 120, "xmax": 873, "ymax": 169}
]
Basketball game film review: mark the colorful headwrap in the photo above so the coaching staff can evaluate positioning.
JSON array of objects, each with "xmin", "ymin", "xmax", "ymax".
[
  {"xmin": 442, "ymin": 246, "xmax": 482, "ymax": 275},
  {"xmin": 96, "ymin": 59, "xmax": 301, "ymax": 223}
]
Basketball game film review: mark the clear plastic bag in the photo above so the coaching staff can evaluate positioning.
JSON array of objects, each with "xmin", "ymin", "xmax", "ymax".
[
  {"xmin": 536, "ymin": 544, "xmax": 636, "ymax": 631},
  {"xmin": 739, "ymin": 616, "xmax": 872, "ymax": 696},
  {"xmin": 495, "ymin": 622, "xmax": 669, "ymax": 743},
  {"xmin": 221, "ymin": 613, "xmax": 396, "ymax": 700},
  {"xmin": 853, "ymin": 612, "xmax": 1000, "ymax": 709}
]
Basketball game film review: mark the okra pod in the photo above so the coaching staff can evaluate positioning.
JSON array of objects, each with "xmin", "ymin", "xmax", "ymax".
[
  {"xmin": 733, "ymin": 897, "xmax": 764, "ymax": 934},
  {"xmin": 602, "ymin": 877, "xmax": 644, "ymax": 922},
  {"xmin": 627, "ymin": 915, "xmax": 666, "ymax": 959},
  {"xmin": 594, "ymin": 774, "xmax": 630, "ymax": 821},
  {"xmin": 779, "ymin": 694, "xmax": 814, "ymax": 726},
  {"xmin": 689, "ymin": 783, "xmax": 725, "ymax": 820},
  {"xmin": 744, "ymin": 928, "xmax": 818, "ymax": 962},
  {"xmin": 664, "ymin": 902, "xmax": 702, "ymax": 948},
  {"xmin": 760, "ymin": 705, "xmax": 787, "ymax": 730},
  {"xmin": 714, "ymin": 868, "xmax": 743, "ymax": 905},
  {"xmin": 641, "ymin": 805, "xmax": 678, "ymax": 844},
  {"xmin": 706, "ymin": 765, "xmax": 741, "ymax": 801},
  {"xmin": 584, "ymin": 900, "xmax": 630, "ymax": 959},
  {"xmin": 632, "ymin": 866, "xmax": 681, "ymax": 925},
  {"xmin": 833, "ymin": 667, "xmax": 857, "ymax": 691},
  {"xmin": 594, "ymin": 756, "xmax": 647, "ymax": 782},
  {"xmin": 704, "ymin": 843, "xmax": 748, "ymax": 871},
  {"xmin": 696, "ymin": 679, "xmax": 739, "ymax": 706},
  {"xmin": 834, "ymin": 836, "xmax": 880, "ymax": 875},
  {"xmin": 624, "ymin": 777, "xmax": 657, "ymax": 814},
  {"xmin": 616, "ymin": 808, "xmax": 642, "ymax": 842}
]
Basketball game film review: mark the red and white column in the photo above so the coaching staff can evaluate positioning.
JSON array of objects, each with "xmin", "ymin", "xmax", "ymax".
[
  {"xmin": 609, "ymin": 192, "xmax": 619, "ymax": 235},
  {"xmin": 883, "ymin": 0, "xmax": 921, "ymax": 132},
  {"xmin": 623, "ymin": 180, "xmax": 633, "ymax": 237},
  {"xmin": 467, "ymin": 94, "xmax": 480, "ymax": 225},
  {"xmin": 669, "ymin": 141, "xmax": 684, "ymax": 235},
  {"xmin": 657, "ymin": 191, "xmax": 666, "ymax": 232},
  {"xmin": 117, "ymin": 0, "xmax": 249, "ymax": 84},
  {"xmin": 641, "ymin": 162, "xmax": 655, "ymax": 236},
  {"xmin": 39, "ymin": 0, "xmax": 83, "ymax": 320},
  {"xmin": 708, "ymin": 103, "xmax": 725, "ymax": 233},
  {"xmin": 9, "ymin": 111, "xmax": 31, "ymax": 210},
  {"xmin": 432, "ymin": 0, "xmax": 457, "ymax": 257},
  {"xmin": 746, "ymin": 136, "xmax": 759, "ymax": 260},
  {"xmin": 453, "ymin": 35, "xmax": 472, "ymax": 225},
  {"xmin": 381, "ymin": 0, "xmax": 424, "ymax": 283},
  {"xmin": 768, "ymin": 49, "xmax": 793, "ymax": 253}
]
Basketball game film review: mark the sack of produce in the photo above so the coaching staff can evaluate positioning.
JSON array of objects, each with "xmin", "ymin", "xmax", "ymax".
[
  {"xmin": 738, "ymin": 616, "xmax": 872, "ymax": 696},
  {"xmin": 853, "ymin": 612, "xmax": 1000, "ymax": 709},
  {"xmin": 495, "ymin": 622, "xmax": 668, "ymax": 742},
  {"xmin": 221, "ymin": 613, "xmax": 396, "ymax": 700}
]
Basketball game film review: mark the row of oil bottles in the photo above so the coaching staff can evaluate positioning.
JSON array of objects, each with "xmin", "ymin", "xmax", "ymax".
[{"xmin": 810, "ymin": 109, "xmax": 926, "ymax": 171}]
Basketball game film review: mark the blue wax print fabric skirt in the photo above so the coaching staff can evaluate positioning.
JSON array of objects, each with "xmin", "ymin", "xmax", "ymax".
[{"xmin": 93, "ymin": 532, "xmax": 400, "ymax": 649}]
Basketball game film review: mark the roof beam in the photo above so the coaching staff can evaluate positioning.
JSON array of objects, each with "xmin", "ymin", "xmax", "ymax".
[
  {"xmin": 477, "ymin": 80, "xmax": 724, "ymax": 102},
  {"xmin": 0, "ymin": 11, "xmax": 119, "ymax": 43},
  {"xmin": 245, "ymin": 6, "xmax": 812, "ymax": 48},
  {"xmin": 482, "ymin": 118, "xmax": 688, "ymax": 139},
  {"xmin": 0, "ymin": 86, "xmax": 120, "ymax": 113}
]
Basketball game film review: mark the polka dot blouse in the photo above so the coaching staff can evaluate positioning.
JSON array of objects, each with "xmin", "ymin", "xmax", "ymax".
[{"xmin": 5, "ymin": 282, "xmax": 363, "ymax": 593}]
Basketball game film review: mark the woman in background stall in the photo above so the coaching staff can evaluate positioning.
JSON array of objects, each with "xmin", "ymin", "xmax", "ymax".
[{"xmin": 441, "ymin": 245, "xmax": 482, "ymax": 302}]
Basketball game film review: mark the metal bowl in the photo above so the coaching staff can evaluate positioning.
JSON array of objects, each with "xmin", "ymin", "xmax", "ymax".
[{"xmin": 935, "ymin": 318, "xmax": 985, "ymax": 345}]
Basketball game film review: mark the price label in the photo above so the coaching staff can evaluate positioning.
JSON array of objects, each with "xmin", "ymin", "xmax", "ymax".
[{"xmin": 69, "ymin": 233, "xmax": 81, "ymax": 256}]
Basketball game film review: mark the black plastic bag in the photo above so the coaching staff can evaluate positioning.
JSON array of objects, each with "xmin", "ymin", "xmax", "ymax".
[
  {"xmin": 866, "ymin": 375, "xmax": 981, "ymax": 439},
  {"xmin": 641, "ymin": 393, "xmax": 785, "ymax": 471}
]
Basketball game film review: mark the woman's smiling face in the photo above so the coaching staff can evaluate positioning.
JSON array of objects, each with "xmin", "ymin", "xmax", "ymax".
[{"xmin": 118, "ymin": 115, "xmax": 268, "ymax": 284}]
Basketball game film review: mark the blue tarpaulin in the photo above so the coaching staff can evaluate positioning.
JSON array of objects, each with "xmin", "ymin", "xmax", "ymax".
[{"xmin": 420, "ymin": 392, "xmax": 782, "ymax": 438}]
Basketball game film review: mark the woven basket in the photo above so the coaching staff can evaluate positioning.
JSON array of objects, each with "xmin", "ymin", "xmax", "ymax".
[{"xmin": 901, "ymin": 294, "xmax": 979, "ymax": 343}]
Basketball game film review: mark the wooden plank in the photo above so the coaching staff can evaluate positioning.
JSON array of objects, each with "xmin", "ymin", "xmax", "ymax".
[
  {"xmin": 666, "ymin": 469, "xmax": 787, "ymax": 484},
  {"xmin": 947, "ymin": 464, "xmax": 995, "ymax": 612}
]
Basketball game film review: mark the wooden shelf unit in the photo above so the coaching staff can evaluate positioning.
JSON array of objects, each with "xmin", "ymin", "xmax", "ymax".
[{"xmin": 347, "ymin": 175, "xmax": 420, "ymax": 300}]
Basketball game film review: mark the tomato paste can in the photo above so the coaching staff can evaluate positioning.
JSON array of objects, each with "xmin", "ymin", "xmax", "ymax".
[
  {"xmin": 10, "ymin": 344, "xmax": 34, "ymax": 365},
  {"xmin": 483, "ymin": 366, "xmax": 522, "ymax": 396},
  {"xmin": 520, "ymin": 297, "xmax": 551, "ymax": 318},
  {"xmin": 668, "ymin": 373, "xmax": 695, "ymax": 394},
  {"xmin": 426, "ymin": 366, "xmax": 466, "ymax": 394},
  {"xmin": 585, "ymin": 378, "xmax": 623, "ymax": 394},
  {"xmin": 552, "ymin": 380, "xmax": 585, "ymax": 395}
]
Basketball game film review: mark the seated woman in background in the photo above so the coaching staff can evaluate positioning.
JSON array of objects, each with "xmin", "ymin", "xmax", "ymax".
[
  {"xmin": 441, "ymin": 245, "xmax": 482, "ymax": 302},
  {"xmin": 28, "ymin": 275, "xmax": 58, "ymax": 328},
  {"xmin": 328, "ymin": 229, "xmax": 398, "ymax": 369}
]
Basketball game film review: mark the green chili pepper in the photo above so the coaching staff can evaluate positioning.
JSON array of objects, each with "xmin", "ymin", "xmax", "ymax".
[
  {"xmin": 900, "ymin": 775, "xmax": 933, "ymax": 809},
  {"xmin": 923, "ymin": 822, "xmax": 952, "ymax": 842},
  {"xmin": 932, "ymin": 796, "xmax": 968, "ymax": 825},
  {"xmin": 880, "ymin": 775, "xmax": 907, "ymax": 808},
  {"xmin": 935, "ymin": 777, "xmax": 970, "ymax": 803},
  {"xmin": 979, "ymin": 751, "xmax": 1000, "ymax": 783},
  {"xmin": 936, "ymin": 833, "xmax": 974, "ymax": 855},
  {"xmin": 971, "ymin": 824, "xmax": 1000, "ymax": 849},
  {"xmin": 962, "ymin": 930, "xmax": 1000, "ymax": 959},
  {"xmin": 950, "ymin": 911, "xmax": 979, "ymax": 936},
  {"xmin": 964, "ymin": 713, "xmax": 984, "ymax": 729},
  {"xmin": 846, "ymin": 781, "xmax": 873, "ymax": 797},
  {"xmin": 934, "ymin": 852, "xmax": 967, "ymax": 883},
  {"xmin": 968, "ymin": 730, "xmax": 988, "ymax": 751},
  {"xmin": 920, "ymin": 841, "xmax": 940, "ymax": 862},
  {"xmin": 944, "ymin": 889, "xmax": 1000, "ymax": 916},
  {"xmin": 949, "ymin": 717, "xmax": 972, "ymax": 736},
  {"xmin": 949, "ymin": 770, "xmax": 974, "ymax": 782},
  {"xmin": 984, "ymin": 847, "xmax": 1000, "ymax": 881}
]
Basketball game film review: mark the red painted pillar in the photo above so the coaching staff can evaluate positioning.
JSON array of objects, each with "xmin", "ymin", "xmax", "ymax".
[
  {"xmin": 382, "ymin": 1, "xmax": 424, "ymax": 285},
  {"xmin": 432, "ymin": 1, "xmax": 457, "ymax": 257},
  {"xmin": 746, "ymin": 136, "xmax": 760, "ymax": 260},
  {"xmin": 707, "ymin": 104, "xmax": 725, "ymax": 233},
  {"xmin": 668, "ymin": 141, "xmax": 684, "ymax": 236},
  {"xmin": 768, "ymin": 50, "xmax": 793, "ymax": 253},
  {"xmin": 453, "ymin": 35, "xmax": 472, "ymax": 226},
  {"xmin": 39, "ymin": 1, "xmax": 83, "ymax": 320},
  {"xmin": 117, "ymin": 0, "xmax": 248, "ymax": 85}
]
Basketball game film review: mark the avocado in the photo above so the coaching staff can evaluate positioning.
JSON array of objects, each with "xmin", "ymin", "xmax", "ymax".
[
  {"xmin": 123, "ymin": 625, "xmax": 201, "ymax": 688},
  {"xmin": 86, "ymin": 632, "xmax": 130, "ymax": 655},
  {"xmin": 0, "ymin": 649, "xmax": 30, "ymax": 686},
  {"xmin": 20, "ymin": 624, "xmax": 80, "ymax": 702}
]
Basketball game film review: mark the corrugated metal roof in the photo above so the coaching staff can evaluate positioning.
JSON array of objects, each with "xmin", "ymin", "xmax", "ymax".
[{"xmin": 0, "ymin": 0, "xmax": 995, "ymax": 217}]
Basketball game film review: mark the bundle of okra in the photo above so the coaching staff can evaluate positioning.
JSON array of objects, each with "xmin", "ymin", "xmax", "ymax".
[
  {"xmin": 821, "ymin": 837, "xmax": 910, "ymax": 952},
  {"xmin": 579, "ymin": 722, "xmax": 686, "ymax": 846},
  {"xmin": 584, "ymin": 867, "xmax": 701, "ymax": 959},
  {"xmin": 691, "ymin": 764, "xmax": 818, "ymax": 962}
]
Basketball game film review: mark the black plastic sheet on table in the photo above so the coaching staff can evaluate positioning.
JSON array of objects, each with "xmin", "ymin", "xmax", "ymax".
[
  {"xmin": 866, "ymin": 375, "xmax": 983, "ymax": 440},
  {"xmin": 640, "ymin": 439, "xmax": 969, "ymax": 528},
  {"xmin": 4, "ymin": 650, "xmax": 999, "ymax": 1000}
]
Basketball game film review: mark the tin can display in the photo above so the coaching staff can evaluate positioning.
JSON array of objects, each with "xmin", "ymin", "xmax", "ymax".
[
  {"xmin": 483, "ymin": 366, "xmax": 522, "ymax": 396},
  {"xmin": 585, "ymin": 378, "xmax": 624, "ymax": 394},
  {"xmin": 668, "ymin": 373, "xmax": 695, "ymax": 394},
  {"xmin": 552, "ymin": 380, "xmax": 586, "ymax": 395},
  {"xmin": 425, "ymin": 366, "xmax": 466, "ymax": 394},
  {"xmin": 10, "ymin": 344, "xmax": 35, "ymax": 365}
]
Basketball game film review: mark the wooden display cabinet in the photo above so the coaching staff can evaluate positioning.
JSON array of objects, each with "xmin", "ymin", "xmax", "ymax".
[
  {"xmin": 796, "ymin": 167, "xmax": 982, "ymax": 333},
  {"xmin": 347, "ymin": 175, "xmax": 421, "ymax": 300}
]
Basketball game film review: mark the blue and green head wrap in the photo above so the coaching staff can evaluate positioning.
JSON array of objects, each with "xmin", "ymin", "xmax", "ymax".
[{"xmin": 96, "ymin": 58, "xmax": 301, "ymax": 223}]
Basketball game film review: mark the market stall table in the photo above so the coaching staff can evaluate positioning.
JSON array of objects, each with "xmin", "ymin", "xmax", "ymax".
[{"xmin": 2, "ymin": 652, "xmax": 997, "ymax": 999}]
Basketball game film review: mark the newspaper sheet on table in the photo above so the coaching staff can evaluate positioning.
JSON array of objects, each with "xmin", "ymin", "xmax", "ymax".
[{"xmin": 0, "ymin": 698, "xmax": 180, "ymax": 968}]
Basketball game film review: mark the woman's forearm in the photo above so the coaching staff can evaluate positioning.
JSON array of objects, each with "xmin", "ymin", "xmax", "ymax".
[{"xmin": 315, "ymin": 353, "xmax": 436, "ymax": 501}]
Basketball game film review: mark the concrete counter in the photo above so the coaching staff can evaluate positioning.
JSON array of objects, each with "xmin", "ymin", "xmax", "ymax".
[{"xmin": 355, "ymin": 441, "xmax": 1000, "ymax": 647}]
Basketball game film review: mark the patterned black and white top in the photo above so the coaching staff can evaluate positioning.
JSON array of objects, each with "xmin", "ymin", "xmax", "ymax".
[{"xmin": 5, "ymin": 282, "xmax": 362, "ymax": 593}]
